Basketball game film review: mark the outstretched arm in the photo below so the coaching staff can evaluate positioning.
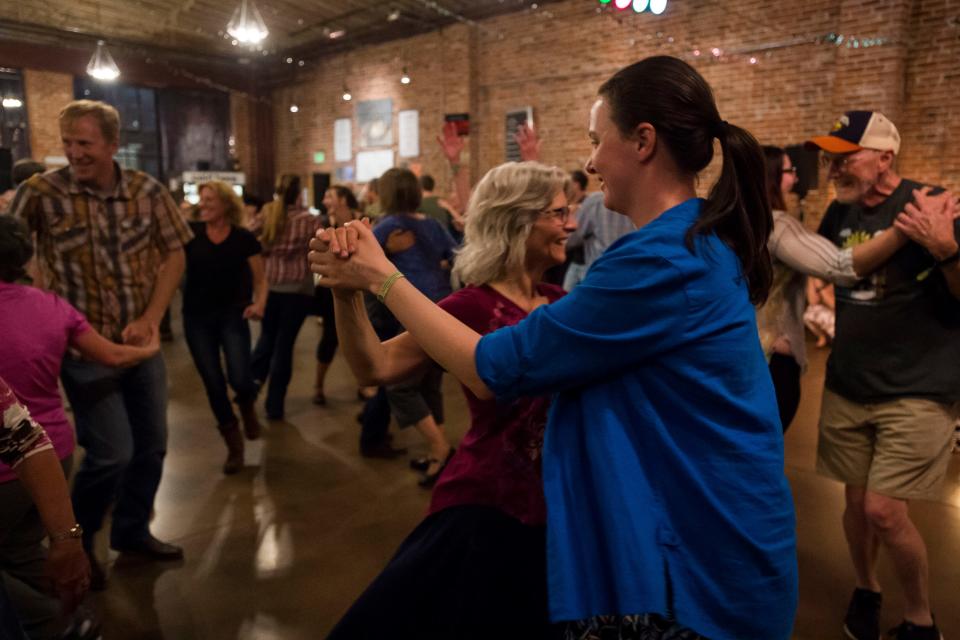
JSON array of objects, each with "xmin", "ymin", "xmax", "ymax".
[{"xmin": 72, "ymin": 326, "xmax": 160, "ymax": 368}]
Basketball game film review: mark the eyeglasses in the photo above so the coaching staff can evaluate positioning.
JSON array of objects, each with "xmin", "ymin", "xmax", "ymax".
[
  {"xmin": 819, "ymin": 149, "xmax": 876, "ymax": 170},
  {"xmin": 782, "ymin": 166, "xmax": 797, "ymax": 175},
  {"xmin": 540, "ymin": 206, "xmax": 571, "ymax": 222}
]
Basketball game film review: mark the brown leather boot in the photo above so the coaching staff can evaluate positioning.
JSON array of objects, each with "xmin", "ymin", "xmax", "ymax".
[
  {"xmin": 237, "ymin": 400, "xmax": 261, "ymax": 440},
  {"xmin": 218, "ymin": 421, "xmax": 244, "ymax": 474}
]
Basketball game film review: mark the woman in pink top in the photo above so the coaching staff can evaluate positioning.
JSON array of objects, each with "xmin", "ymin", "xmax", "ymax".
[
  {"xmin": 0, "ymin": 216, "xmax": 159, "ymax": 637},
  {"xmin": 323, "ymin": 162, "xmax": 574, "ymax": 640}
]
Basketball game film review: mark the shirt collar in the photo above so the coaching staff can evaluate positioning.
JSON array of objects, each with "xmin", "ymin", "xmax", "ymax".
[{"xmin": 66, "ymin": 162, "xmax": 130, "ymax": 200}]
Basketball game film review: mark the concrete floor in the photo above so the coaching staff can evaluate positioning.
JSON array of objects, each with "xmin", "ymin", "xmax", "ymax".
[{"xmin": 83, "ymin": 310, "xmax": 960, "ymax": 639}]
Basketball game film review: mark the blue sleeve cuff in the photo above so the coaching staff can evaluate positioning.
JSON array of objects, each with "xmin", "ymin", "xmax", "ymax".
[{"xmin": 476, "ymin": 327, "xmax": 522, "ymax": 399}]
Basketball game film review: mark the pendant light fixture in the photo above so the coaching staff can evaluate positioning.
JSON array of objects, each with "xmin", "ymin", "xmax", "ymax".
[
  {"xmin": 86, "ymin": 40, "xmax": 120, "ymax": 81},
  {"xmin": 227, "ymin": 0, "xmax": 269, "ymax": 44}
]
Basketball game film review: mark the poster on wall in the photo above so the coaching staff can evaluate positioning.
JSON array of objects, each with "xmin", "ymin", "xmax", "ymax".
[
  {"xmin": 335, "ymin": 166, "xmax": 355, "ymax": 183},
  {"xmin": 505, "ymin": 107, "xmax": 534, "ymax": 162},
  {"xmin": 356, "ymin": 149, "xmax": 394, "ymax": 182},
  {"xmin": 357, "ymin": 99, "xmax": 393, "ymax": 148},
  {"xmin": 398, "ymin": 110, "xmax": 420, "ymax": 158},
  {"xmin": 334, "ymin": 118, "xmax": 352, "ymax": 162}
]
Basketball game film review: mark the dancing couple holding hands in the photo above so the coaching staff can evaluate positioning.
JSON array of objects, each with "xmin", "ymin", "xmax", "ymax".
[{"xmin": 310, "ymin": 55, "xmax": 797, "ymax": 640}]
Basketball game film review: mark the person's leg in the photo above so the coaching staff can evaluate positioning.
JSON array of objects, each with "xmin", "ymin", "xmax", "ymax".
[
  {"xmin": 862, "ymin": 492, "xmax": 931, "ymax": 625},
  {"xmin": 109, "ymin": 354, "xmax": 174, "ymax": 549},
  {"xmin": 264, "ymin": 294, "xmax": 311, "ymax": 419},
  {"xmin": 844, "ymin": 485, "xmax": 882, "ymax": 592},
  {"xmin": 816, "ymin": 390, "xmax": 883, "ymax": 639},
  {"xmin": 220, "ymin": 309, "xmax": 258, "ymax": 405},
  {"xmin": 359, "ymin": 387, "xmax": 399, "ymax": 456},
  {"xmin": 251, "ymin": 291, "xmax": 281, "ymax": 386},
  {"xmin": 388, "ymin": 373, "xmax": 450, "ymax": 483},
  {"xmin": 768, "ymin": 353, "xmax": 802, "ymax": 432},
  {"xmin": 314, "ymin": 287, "xmax": 339, "ymax": 404},
  {"xmin": 0, "ymin": 581, "xmax": 28, "ymax": 640},
  {"xmin": 61, "ymin": 360, "xmax": 135, "ymax": 549},
  {"xmin": 863, "ymin": 398, "xmax": 958, "ymax": 629},
  {"xmin": 183, "ymin": 312, "xmax": 236, "ymax": 426}
]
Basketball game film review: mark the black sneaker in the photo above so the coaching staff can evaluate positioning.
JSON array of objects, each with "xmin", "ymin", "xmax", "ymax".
[
  {"xmin": 844, "ymin": 588, "xmax": 882, "ymax": 640},
  {"xmin": 888, "ymin": 620, "xmax": 944, "ymax": 640}
]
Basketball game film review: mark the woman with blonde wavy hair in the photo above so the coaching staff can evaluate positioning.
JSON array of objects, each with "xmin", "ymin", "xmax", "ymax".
[
  {"xmin": 182, "ymin": 181, "xmax": 267, "ymax": 473},
  {"xmin": 323, "ymin": 161, "xmax": 574, "ymax": 640},
  {"xmin": 248, "ymin": 174, "xmax": 322, "ymax": 420}
]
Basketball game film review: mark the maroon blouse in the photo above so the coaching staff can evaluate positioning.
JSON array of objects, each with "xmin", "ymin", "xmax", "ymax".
[{"xmin": 429, "ymin": 283, "xmax": 564, "ymax": 526}]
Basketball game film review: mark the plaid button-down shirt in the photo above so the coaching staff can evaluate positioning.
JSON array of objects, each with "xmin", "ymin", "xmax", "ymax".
[
  {"xmin": 248, "ymin": 207, "xmax": 322, "ymax": 287},
  {"xmin": 9, "ymin": 165, "xmax": 193, "ymax": 341}
]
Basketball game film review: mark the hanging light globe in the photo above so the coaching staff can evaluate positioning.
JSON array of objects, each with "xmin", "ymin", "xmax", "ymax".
[
  {"xmin": 86, "ymin": 41, "xmax": 120, "ymax": 81},
  {"xmin": 227, "ymin": 0, "xmax": 269, "ymax": 44}
]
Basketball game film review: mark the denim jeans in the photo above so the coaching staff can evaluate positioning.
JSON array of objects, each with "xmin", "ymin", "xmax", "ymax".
[
  {"xmin": 251, "ymin": 291, "xmax": 313, "ymax": 418},
  {"xmin": 183, "ymin": 308, "xmax": 258, "ymax": 426},
  {"xmin": 61, "ymin": 354, "xmax": 168, "ymax": 547}
]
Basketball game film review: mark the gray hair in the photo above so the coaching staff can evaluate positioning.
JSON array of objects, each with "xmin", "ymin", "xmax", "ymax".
[{"xmin": 453, "ymin": 162, "xmax": 569, "ymax": 286}]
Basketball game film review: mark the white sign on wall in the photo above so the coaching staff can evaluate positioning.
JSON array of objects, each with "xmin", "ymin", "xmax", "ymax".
[
  {"xmin": 398, "ymin": 110, "xmax": 420, "ymax": 158},
  {"xmin": 334, "ymin": 118, "xmax": 352, "ymax": 162},
  {"xmin": 356, "ymin": 149, "xmax": 395, "ymax": 182}
]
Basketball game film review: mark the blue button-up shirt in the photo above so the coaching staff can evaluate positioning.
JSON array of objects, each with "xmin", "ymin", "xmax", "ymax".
[{"xmin": 476, "ymin": 198, "xmax": 798, "ymax": 640}]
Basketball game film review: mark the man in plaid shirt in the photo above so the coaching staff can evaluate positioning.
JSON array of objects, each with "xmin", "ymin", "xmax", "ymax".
[{"xmin": 8, "ymin": 100, "xmax": 193, "ymax": 587}]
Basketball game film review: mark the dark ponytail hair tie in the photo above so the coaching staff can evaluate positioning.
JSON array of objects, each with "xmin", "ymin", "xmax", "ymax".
[{"xmin": 713, "ymin": 119, "xmax": 729, "ymax": 140}]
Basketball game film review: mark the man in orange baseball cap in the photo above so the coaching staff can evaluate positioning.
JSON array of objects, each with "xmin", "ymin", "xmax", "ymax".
[{"xmin": 807, "ymin": 111, "xmax": 959, "ymax": 640}]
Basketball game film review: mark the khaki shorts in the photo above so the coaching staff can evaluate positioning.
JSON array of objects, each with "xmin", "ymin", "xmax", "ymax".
[{"xmin": 816, "ymin": 389, "xmax": 959, "ymax": 500}]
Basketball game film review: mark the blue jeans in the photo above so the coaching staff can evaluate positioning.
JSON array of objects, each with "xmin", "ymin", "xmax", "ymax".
[
  {"xmin": 61, "ymin": 354, "xmax": 168, "ymax": 547},
  {"xmin": 251, "ymin": 291, "xmax": 312, "ymax": 418},
  {"xmin": 183, "ymin": 308, "xmax": 258, "ymax": 426}
]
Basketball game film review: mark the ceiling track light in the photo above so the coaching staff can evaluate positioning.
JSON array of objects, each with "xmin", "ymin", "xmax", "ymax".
[
  {"xmin": 86, "ymin": 40, "xmax": 120, "ymax": 81},
  {"xmin": 227, "ymin": 0, "xmax": 269, "ymax": 44}
]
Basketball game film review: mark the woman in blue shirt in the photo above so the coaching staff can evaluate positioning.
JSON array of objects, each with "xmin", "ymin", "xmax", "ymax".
[{"xmin": 311, "ymin": 56, "xmax": 798, "ymax": 640}]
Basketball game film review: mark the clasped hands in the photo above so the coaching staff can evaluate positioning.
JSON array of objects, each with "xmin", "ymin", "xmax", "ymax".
[
  {"xmin": 308, "ymin": 219, "xmax": 397, "ymax": 294},
  {"xmin": 895, "ymin": 187, "xmax": 960, "ymax": 261}
]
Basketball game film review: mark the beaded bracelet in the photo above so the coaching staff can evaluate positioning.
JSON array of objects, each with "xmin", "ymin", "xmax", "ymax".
[{"xmin": 377, "ymin": 271, "xmax": 406, "ymax": 303}]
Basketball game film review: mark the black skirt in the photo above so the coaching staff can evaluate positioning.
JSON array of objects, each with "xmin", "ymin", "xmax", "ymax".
[{"xmin": 327, "ymin": 505, "xmax": 559, "ymax": 640}]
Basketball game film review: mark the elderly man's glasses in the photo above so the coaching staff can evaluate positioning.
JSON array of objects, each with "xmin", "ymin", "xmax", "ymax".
[
  {"xmin": 540, "ymin": 206, "xmax": 571, "ymax": 222},
  {"xmin": 819, "ymin": 149, "xmax": 877, "ymax": 170}
]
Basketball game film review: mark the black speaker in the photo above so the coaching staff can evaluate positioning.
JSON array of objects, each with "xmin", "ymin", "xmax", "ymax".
[
  {"xmin": 0, "ymin": 148, "xmax": 12, "ymax": 193},
  {"xmin": 312, "ymin": 172, "xmax": 331, "ymax": 212},
  {"xmin": 785, "ymin": 145, "xmax": 819, "ymax": 200},
  {"xmin": 196, "ymin": 161, "xmax": 211, "ymax": 171}
]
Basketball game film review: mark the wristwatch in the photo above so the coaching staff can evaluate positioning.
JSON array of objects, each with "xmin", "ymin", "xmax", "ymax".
[
  {"xmin": 936, "ymin": 249, "xmax": 960, "ymax": 268},
  {"xmin": 49, "ymin": 524, "xmax": 83, "ymax": 543}
]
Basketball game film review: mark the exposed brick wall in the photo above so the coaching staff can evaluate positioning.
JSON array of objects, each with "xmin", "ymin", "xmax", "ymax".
[
  {"xmin": 271, "ymin": 23, "xmax": 474, "ymax": 205},
  {"xmin": 273, "ymin": 0, "xmax": 959, "ymax": 225},
  {"xmin": 22, "ymin": 69, "xmax": 74, "ymax": 164}
]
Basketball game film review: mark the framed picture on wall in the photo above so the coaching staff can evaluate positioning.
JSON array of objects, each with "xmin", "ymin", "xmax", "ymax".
[{"xmin": 357, "ymin": 99, "xmax": 393, "ymax": 148}]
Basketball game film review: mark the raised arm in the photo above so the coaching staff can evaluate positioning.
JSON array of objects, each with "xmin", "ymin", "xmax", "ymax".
[
  {"xmin": 311, "ymin": 225, "xmax": 490, "ymax": 398},
  {"xmin": 332, "ymin": 290, "xmax": 434, "ymax": 386},
  {"xmin": 437, "ymin": 122, "xmax": 471, "ymax": 217}
]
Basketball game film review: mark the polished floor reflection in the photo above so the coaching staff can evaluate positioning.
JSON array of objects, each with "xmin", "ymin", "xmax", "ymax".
[{"xmin": 83, "ymin": 312, "xmax": 960, "ymax": 639}]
